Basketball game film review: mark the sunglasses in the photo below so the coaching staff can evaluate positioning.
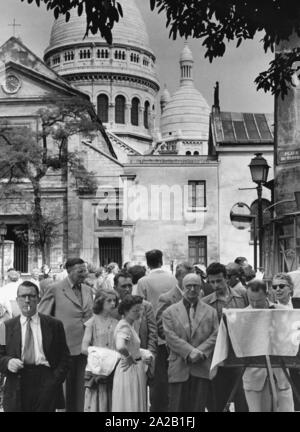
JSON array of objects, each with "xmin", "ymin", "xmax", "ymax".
[{"xmin": 272, "ymin": 284, "xmax": 288, "ymax": 290}]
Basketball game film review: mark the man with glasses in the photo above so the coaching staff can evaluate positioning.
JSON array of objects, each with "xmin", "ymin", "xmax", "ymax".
[
  {"xmin": 202, "ymin": 262, "xmax": 249, "ymax": 412},
  {"xmin": 163, "ymin": 273, "xmax": 218, "ymax": 412},
  {"xmin": 0, "ymin": 281, "xmax": 70, "ymax": 412},
  {"xmin": 271, "ymin": 273, "xmax": 294, "ymax": 309},
  {"xmin": 243, "ymin": 279, "xmax": 294, "ymax": 411}
]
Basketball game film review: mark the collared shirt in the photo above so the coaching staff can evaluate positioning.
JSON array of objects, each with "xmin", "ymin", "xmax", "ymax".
[
  {"xmin": 20, "ymin": 313, "xmax": 50, "ymax": 367},
  {"xmin": 182, "ymin": 297, "xmax": 198, "ymax": 334},
  {"xmin": 275, "ymin": 299, "xmax": 293, "ymax": 310},
  {"xmin": 202, "ymin": 287, "xmax": 248, "ymax": 322},
  {"xmin": 149, "ymin": 268, "xmax": 164, "ymax": 274},
  {"xmin": 67, "ymin": 276, "xmax": 83, "ymax": 304},
  {"xmin": 182, "ymin": 297, "xmax": 198, "ymax": 314}
]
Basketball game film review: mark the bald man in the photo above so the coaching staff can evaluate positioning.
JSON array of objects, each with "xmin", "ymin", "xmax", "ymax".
[{"xmin": 162, "ymin": 274, "xmax": 219, "ymax": 412}]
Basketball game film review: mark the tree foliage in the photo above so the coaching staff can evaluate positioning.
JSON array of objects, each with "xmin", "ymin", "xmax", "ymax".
[
  {"xmin": 150, "ymin": 0, "xmax": 300, "ymax": 98},
  {"xmin": 21, "ymin": 0, "xmax": 123, "ymax": 45},
  {"xmin": 22, "ymin": 0, "xmax": 300, "ymax": 98},
  {"xmin": 0, "ymin": 96, "xmax": 99, "ymax": 262}
]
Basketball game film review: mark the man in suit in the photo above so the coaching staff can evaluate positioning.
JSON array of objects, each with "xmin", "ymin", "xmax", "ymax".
[
  {"xmin": 155, "ymin": 262, "xmax": 194, "ymax": 412},
  {"xmin": 202, "ymin": 262, "xmax": 248, "ymax": 412},
  {"xmin": 156, "ymin": 262, "xmax": 194, "ymax": 341},
  {"xmin": 38, "ymin": 257, "xmax": 93, "ymax": 412},
  {"xmin": 0, "ymin": 281, "xmax": 70, "ymax": 412},
  {"xmin": 137, "ymin": 249, "xmax": 177, "ymax": 411},
  {"xmin": 163, "ymin": 273, "xmax": 219, "ymax": 412},
  {"xmin": 112, "ymin": 270, "xmax": 157, "ymax": 355}
]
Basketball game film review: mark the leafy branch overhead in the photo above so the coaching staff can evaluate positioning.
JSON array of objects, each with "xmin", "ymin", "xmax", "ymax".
[{"xmin": 23, "ymin": 0, "xmax": 300, "ymax": 98}]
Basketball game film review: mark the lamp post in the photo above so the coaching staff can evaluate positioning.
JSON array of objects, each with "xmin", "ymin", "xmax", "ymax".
[
  {"xmin": 0, "ymin": 222, "xmax": 7, "ymax": 285},
  {"xmin": 249, "ymin": 153, "xmax": 270, "ymax": 269}
]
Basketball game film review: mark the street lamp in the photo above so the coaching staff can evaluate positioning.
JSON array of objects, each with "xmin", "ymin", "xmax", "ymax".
[
  {"xmin": 294, "ymin": 191, "xmax": 300, "ymax": 211},
  {"xmin": 249, "ymin": 153, "xmax": 270, "ymax": 269},
  {"xmin": 0, "ymin": 222, "xmax": 7, "ymax": 285}
]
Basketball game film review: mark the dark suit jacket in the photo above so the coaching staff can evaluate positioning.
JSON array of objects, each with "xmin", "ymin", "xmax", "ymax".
[
  {"xmin": 0, "ymin": 313, "xmax": 70, "ymax": 412},
  {"xmin": 111, "ymin": 300, "xmax": 157, "ymax": 355},
  {"xmin": 38, "ymin": 277, "xmax": 94, "ymax": 355}
]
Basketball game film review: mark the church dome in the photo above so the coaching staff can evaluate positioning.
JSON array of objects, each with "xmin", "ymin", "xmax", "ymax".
[
  {"xmin": 161, "ymin": 87, "xmax": 210, "ymax": 138},
  {"xmin": 45, "ymin": 0, "xmax": 150, "ymax": 54},
  {"xmin": 161, "ymin": 44, "xmax": 210, "ymax": 139},
  {"xmin": 160, "ymin": 86, "xmax": 171, "ymax": 103},
  {"xmin": 180, "ymin": 43, "xmax": 193, "ymax": 62}
]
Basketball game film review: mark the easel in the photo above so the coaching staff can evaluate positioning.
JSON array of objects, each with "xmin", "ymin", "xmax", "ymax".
[{"xmin": 221, "ymin": 318, "xmax": 300, "ymax": 412}]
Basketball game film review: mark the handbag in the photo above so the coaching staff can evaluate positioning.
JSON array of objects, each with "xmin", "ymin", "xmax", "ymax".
[{"xmin": 86, "ymin": 346, "xmax": 121, "ymax": 381}]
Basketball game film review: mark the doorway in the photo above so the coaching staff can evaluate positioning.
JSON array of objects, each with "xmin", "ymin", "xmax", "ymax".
[
  {"xmin": 5, "ymin": 224, "xmax": 28, "ymax": 273},
  {"xmin": 98, "ymin": 237, "xmax": 122, "ymax": 267}
]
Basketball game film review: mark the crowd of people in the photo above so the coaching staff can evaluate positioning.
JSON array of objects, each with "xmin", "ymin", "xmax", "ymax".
[{"xmin": 0, "ymin": 251, "xmax": 298, "ymax": 412}]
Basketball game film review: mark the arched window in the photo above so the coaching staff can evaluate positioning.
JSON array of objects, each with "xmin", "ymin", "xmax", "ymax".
[
  {"xmin": 115, "ymin": 95, "xmax": 125, "ymax": 124},
  {"xmin": 97, "ymin": 94, "xmax": 109, "ymax": 123},
  {"xmin": 194, "ymin": 151, "xmax": 199, "ymax": 156},
  {"xmin": 186, "ymin": 151, "xmax": 191, "ymax": 156},
  {"xmin": 131, "ymin": 97, "xmax": 140, "ymax": 126},
  {"xmin": 144, "ymin": 101, "xmax": 150, "ymax": 129}
]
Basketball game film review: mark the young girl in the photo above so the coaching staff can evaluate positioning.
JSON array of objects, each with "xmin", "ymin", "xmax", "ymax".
[{"xmin": 81, "ymin": 289, "xmax": 119, "ymax": 412}]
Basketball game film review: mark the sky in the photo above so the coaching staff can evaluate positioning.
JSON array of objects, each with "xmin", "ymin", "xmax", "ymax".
[{"xmin": 0, "ymin": 0, "xmax": 274, "ymax": 113}]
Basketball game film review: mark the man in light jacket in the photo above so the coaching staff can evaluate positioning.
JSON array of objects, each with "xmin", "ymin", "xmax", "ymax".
[
  {"xmin": 38, "ymin": 257, "xmax": 93, "ymax": 412},
  {"xmin": 163, "ymin": 273, "xmax": 219, "ymax": 412}
]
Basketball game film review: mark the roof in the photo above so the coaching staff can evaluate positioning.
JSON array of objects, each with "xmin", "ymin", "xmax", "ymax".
[
  {"xmin": 45, "ymin": 0, "xmax": 150, "ymax": 54},
  {"xmin": 212, "ymin": 111, "xmax": 274, "ymax": 144},
  {"xmin": 160, "ymin": 85, "xmax": 210, "ymax": 139}
]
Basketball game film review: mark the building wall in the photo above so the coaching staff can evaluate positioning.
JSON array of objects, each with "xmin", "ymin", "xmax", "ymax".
[
  {"xmin": 218, "ymin": 151, "xmax": 273, "ymax": 266},
  {"xmin": 123, "ymin": 157, "xmax": 219, "ymax": 266},
  {"xmin": 79, "ymin": 143, "xmax": 124, "ymax": 265}
]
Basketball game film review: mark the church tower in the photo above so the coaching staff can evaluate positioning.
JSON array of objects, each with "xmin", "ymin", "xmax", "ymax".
[{"xmin": 43, "ymin": 0, "xmax": 160, "ymax": 154}]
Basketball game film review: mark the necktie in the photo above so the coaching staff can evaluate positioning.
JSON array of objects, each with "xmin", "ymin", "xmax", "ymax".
[
  {"xmin": 73, "ymin": 283, "xmax": 83, "ymax": 305},
  {"xmin": 189, "ymin": 305, "xmax": 196, "ymax": 334},
  {"xmin": 23, "ymin": 318, "xmax": 35, "ymax": 365}
]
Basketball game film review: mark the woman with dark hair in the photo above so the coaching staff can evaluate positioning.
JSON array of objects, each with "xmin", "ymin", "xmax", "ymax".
[
  {"xmin": 81, "ymin": 289, "xmax": 119, "ymax": 412},
  {"xmin": 112, "ymin": 295, "xmax": 149, "ymax": 412}
]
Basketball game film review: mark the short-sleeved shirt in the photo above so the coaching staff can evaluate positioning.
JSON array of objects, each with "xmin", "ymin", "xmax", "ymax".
[{"xmin": 202, "ymin": 287, "xmax": 248, "ymax": 322}]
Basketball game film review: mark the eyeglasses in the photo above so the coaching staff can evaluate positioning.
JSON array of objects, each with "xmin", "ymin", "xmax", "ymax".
[
  {"xmin": 272, "ymin": 284, "xmax": 288, "ymax": 290},
  {"xmin": 18, "ymin": 294, "xmax": 38, "ymax": 300}
]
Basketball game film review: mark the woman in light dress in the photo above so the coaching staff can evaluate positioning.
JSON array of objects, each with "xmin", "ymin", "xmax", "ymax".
[
  {"xmin": 81, "ymin": 289, "xmax": 119, "ymax": 412},
  {"xmin": 112, "ymin": 295, "xmax": 150, "ymax": 412}
]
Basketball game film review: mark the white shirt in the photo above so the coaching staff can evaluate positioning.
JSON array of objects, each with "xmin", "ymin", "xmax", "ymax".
[
  {"xmin": 105, "ymin": 273, "xmax": 115, "ymax": 290},
  {"xmin": 20, "ymin": 312, "xmax": 50, "ymax": 367},
  {"xmin": 288, "ymin": 268, "xmax": 300, "ymax": 297},
  {"xmin": 276, "ymin": 299, "xmax": 293, "ymax": 310},
  {"xmin": 0, "ymin": 281, "xmax": 22, "ymax": 317}
]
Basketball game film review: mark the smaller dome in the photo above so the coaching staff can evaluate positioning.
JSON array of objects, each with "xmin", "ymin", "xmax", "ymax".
[
  {"xmin": 160, "ymin": 86, "xmax": 210, "ymax": 139},
  {"xmin": 180, "ymin": 42, "xmax": 193, "ymax": 62},
  {"xmin": 160, "ymin": 85, "xmax": 171, "ymax": 103},
  {"xmin": 161, "ymin": 44, "xmax": 209, "ymax": 139}
]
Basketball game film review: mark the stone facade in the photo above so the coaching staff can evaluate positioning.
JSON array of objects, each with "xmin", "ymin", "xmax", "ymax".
[{"xmin": 209, "ymin": 108, "xmax": 274, "ymax": 267}]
